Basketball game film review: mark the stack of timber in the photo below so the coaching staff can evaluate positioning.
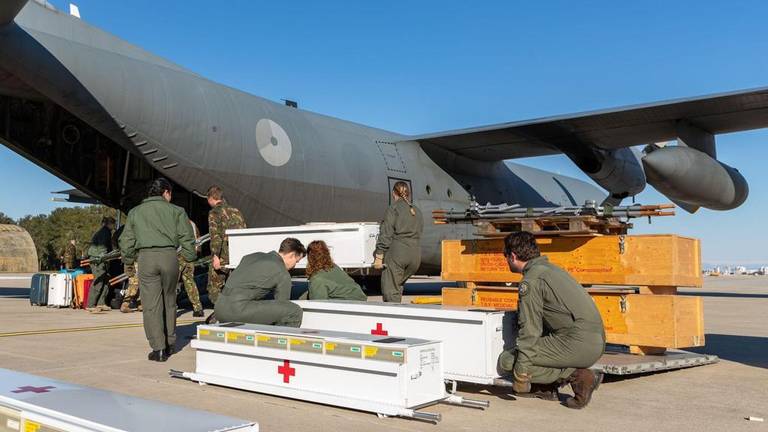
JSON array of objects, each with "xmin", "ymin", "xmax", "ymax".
[
  {"xmin": 439, "ymin": 234, "xmax": 705, "ymax": 356},
  {"xmin": 433, "ymin": 202, "xmax": 675, "ymax": 236}
]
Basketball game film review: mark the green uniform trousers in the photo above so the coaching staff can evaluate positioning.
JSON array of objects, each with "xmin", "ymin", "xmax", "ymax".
[
  {"xmin": 381, "ymin": 241, "xmax": 420, "ymax": 303},
  {"xmin": 498, "ymin": 330, "xmax": 605, "ymax": 384},
  {"xmin": 207, "ymin": 266, "xmax": 227, "ymax": 304},
  {"xmin": 179, "ymin": 259, "xmax": 202, "ymax": 312},
  {"xmin": 215, "ymin": 299, "xmax": 302, "ymax": 327},
  {"xmin": 88, "ymin": 261, "xmax": 109, "ymax": 308},
  {"xmin": 138, "ymin": 248, "xmax": 179, "ymax": 351}
]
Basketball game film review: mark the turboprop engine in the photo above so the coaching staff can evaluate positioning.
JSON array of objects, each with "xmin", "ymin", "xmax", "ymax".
[
  {"xmin": 642, "ymin": 145, "xmax": 748, "ymax": 212},
  {"xmin": 562, "ymin": 146, "xmax": 646, "ymax": 205}
]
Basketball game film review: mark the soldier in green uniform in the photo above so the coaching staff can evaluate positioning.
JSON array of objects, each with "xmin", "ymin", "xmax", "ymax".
[
  {"xmin": 61, "ymin": 234, "xmax": 77, "ymax": 270},
  {"xmin": 179, "ymin": 219, "xmax": 204, "ymax": 317},
  {"xmin": 304, "ymin": 240, "xmax": 366, "ymax": 301},
  {"xmin": 374, "ymin": 181, "xmax": 423, "ymax": 303},
  {"xmin": 498, "ymin": 231, "xmax": 606, "ymax": 409},
  {"xmin": 214, "ymin": 238, "xmax": 305, "ymax": 327},
  {"xmin": 86, "ymin": 217, "xmax": 115, "ymax": 312},
  {"xmin": 206, "ymin": 185, "xmax": 246, "ymax": 305},
  {"xmin": 119, "ymin": 178, "xmax": 196, "ymax": 362}
]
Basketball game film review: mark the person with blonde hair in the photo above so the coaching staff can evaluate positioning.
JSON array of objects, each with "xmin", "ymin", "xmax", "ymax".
[
  {"xmin": 305, "ymin": 240, "xmax": 366, "ymax": 301},
  {"xmin": 373, "ymin": 181, "xmax": 423, "ymax": 302}
]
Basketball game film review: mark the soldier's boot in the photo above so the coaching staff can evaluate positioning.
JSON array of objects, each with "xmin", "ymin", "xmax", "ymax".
[
  {"xmin": 205, "ymin": 312, "xmax": 218, "ymax": 325},
  {"xmin": 148, "ymin": 350, "xmax": 168, "ymax": 362},
  {"xmin": 564, "ymin": 369, "xmax": 603, "ymax": 409},
  {"xmin": 98, "ymin": 305, "xmax": 111, "ymax": 312},
  {"xmin": 86, "ymin": 307, "xmax": 101, "ymax": 313},
  {"xmin": 514, "ymin": 382, "xmax": 560, "ymax": 401},
  {"xmin": 120, "ymin": 302, "xmax": 134, "ymax": 313}
]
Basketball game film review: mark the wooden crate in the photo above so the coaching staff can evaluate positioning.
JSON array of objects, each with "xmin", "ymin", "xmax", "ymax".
[
  {"xmin": 441, "ymin": 234, "xmax": 702, "ymax": 288},
  {"xmin": 442, "ymin": 287, "xmax": 705, "ymax": 351}
]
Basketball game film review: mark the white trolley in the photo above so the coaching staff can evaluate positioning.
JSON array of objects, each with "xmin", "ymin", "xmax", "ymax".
[
  {"xmin": 293, "ymin": 300, "xmax": 517, "ymax": 386},
  {"xmin": 226, "ymin": 223, "xmax": 379, "ymax": 269},
  {"xmin": 0, "ymin": 368, "xmax": 258, "ymax": 431},
  {"xmin": 174, "ymin": 324, "xmax": 488, "ymax": 422}
]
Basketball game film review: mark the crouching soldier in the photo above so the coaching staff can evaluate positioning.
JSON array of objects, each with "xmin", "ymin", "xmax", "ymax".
[
  {"xmin": 498, "ymin": 231, "xmax": 606, "ymax": 409},
  {"xmin": 214, "ymin": 238, "xmax": 305, "ymax": 327}
]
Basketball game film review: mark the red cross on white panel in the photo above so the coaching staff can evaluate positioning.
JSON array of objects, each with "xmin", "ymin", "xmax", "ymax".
[
  {"xmin": 278, "ymin": 360, "xmax": 296, "ymax": 384},
  {"xmin": 371, "ymin": 323, "xmax": 388, "ymax": 336}
]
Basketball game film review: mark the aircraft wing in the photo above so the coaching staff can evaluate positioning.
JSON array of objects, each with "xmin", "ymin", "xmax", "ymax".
[{"xmin": 407, "ymin": 87, "xmax": 768, "ymax": 161}]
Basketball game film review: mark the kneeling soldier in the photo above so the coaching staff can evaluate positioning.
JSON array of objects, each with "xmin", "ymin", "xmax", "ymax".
[
  {"xmin": 498, "ymin": 231, "xmax": 606, "ymax": 409},
  {"xmin": 214, "ymin": 238, "xmax": 305, "ymax": 327}
]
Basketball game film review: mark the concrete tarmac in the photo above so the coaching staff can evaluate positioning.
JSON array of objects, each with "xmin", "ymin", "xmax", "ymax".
[{"xmin": 1, "ymin": 274, "xmax": 766, "ymax": 431}]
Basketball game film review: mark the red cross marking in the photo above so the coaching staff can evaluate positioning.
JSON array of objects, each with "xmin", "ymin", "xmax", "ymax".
[
  {"xmin": 371, "ymin": 323, "xmax": 388, "ymax": 336},
  {"xmin": 277, "ymin": 360, "xmax": 295, "ymax": 384},
  {"xmin": 12, "ymin": 386, "xmax": 55, "ymax": 394}
]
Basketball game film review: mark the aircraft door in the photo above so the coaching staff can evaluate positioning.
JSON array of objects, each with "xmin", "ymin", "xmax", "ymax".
[{"xmin": 376, "ymin": 140, "xmax": 412, "ymax": 202}]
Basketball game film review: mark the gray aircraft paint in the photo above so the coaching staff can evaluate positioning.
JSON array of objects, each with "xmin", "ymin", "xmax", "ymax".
[{"xmin": 0, "ymin": 1, "xmax": 608, "ymax": 272}]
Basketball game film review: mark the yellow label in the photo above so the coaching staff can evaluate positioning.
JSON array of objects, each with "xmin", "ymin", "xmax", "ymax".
[
  {"xmin": 290, "ymin": 338, "xmax": 305, "ymax": 345},
  {"xmin": 325, "ymin": 342, "xmax": 337, "ymax": 351},
  {"xmin": 24, "ymin": 420, "xmax": 41, "ymax": 432},
  {"xmin": 199, "ymin": 330, "xmax": 210, "ymax": 336},
  {"xmin": 364, "ymin": 346, "xmax": 378, "ymax": 357},
  {"xmin": 257, "ymin": 335, "xmax": 270, "ymax": 342}
]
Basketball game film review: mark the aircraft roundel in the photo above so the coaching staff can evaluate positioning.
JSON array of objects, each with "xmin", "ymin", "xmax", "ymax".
[{"xmin": 255, "ymin": 119, "xmax": 292, "ymax": 167}]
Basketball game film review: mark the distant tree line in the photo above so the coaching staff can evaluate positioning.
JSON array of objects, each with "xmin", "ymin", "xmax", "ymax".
[{"xmin": 1, "ymin": 206, "xmax": 123, "ymax": 270}]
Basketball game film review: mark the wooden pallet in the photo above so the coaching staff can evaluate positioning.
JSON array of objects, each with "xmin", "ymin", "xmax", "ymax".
[{"xmin": 475, "ymin": 215, "xmax": 633, "ymax": 236}]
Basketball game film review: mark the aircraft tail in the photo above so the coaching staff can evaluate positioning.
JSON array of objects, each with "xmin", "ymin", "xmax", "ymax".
[{"xmin": 0, "ymin": 0, "xmax": 28, "ymax": 25}]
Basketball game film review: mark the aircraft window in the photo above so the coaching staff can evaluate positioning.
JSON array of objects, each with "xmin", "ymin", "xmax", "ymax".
[{"xmin": 426, "ymin": 185, "xmax": 432, "ymax": 195}]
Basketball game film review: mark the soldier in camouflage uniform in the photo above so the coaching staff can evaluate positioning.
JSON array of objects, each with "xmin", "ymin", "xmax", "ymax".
[
  {"xmin": 61, "ymin": 233, "xmax": 77, "ymax": 270},
  {"xmin": 179, "ymin": 219, "xmax": 204, "ymax": 317},
  {"xmin": 206, "ymin": 185, "xmax": 246, "ymax": 306},
  {"xmin": 120, "ymin": 263, "xmax": 142, "ymax": 313}
]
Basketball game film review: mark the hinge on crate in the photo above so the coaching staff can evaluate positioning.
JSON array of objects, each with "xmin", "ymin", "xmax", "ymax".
[
  {"xmin": 620, "ymin": 295, "xmax": 628, "ymax": 313},
  {"xmin": 618, "ymin": 235, "xmax": 626, "ymax": 254}
]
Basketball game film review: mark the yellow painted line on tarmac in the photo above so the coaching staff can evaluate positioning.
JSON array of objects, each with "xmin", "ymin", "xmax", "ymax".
[{"xmin": 0, "ymin": 319, "xmax": 200, "ymax": 338}]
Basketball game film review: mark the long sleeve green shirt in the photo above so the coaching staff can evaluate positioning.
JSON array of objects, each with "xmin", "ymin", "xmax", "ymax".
[
  {"xmin": 223, "ymin": 251, "xmax": 292, "ymax": 302},
  {"xmin": 308, "ymin": 265, "xmax": 367, "ymax": 301},
  {"xmin": 119, "ymin": 196, "xmax": 196, "ymax": 265},
  {"xmin": 515, "ymin": 256, "xmax": 605, "ymax": 376},
  {"xmin": 375, "ymin": 199, "xmax": 423, "ymax": 256}
]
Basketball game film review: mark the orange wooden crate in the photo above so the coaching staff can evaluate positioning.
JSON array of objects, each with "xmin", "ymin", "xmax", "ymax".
[
  {"xmin": 442, "ymin": 287, "xmax": 705, "ymax": 349},
  {"xmin": 441, "ymin": 235, "xmax": 702, "ymax": 288}
]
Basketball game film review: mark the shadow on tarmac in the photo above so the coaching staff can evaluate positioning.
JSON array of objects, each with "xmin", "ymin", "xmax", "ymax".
[
  {"xmin": 689, "ymin": 334, "xmax": 768, "ymax": 369},
  {"xmin": 0, "ymin": 288, "xmax": 28, "ymax": 298}
]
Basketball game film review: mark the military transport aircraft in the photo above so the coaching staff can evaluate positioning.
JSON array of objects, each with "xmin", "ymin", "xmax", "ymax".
[{"xmin": 0, "ymin": 0, "xmax": 764, "ymax": 271}]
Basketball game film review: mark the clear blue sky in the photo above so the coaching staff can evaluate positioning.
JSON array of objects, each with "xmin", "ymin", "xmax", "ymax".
[{"xmin": 1, "ymin": 0, "xmax": 766, "ymax": 265}]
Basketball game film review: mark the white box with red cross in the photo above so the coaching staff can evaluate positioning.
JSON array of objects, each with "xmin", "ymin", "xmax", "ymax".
[
  {"xmin": 0, "ymin": 368, "xmax": 258, "ymax": 431},
  {"xmin": 293, "ymin": 300, "xmax": 516, "ymax": 385},
  {"xmin": 187, "ymin": 323, "xmax": 449, "ymax": 420}
]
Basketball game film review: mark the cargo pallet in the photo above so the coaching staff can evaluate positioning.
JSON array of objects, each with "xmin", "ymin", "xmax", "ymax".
[{"xmin": 433, "ymin": 234, "xmax": 717, "ymax": 371}]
